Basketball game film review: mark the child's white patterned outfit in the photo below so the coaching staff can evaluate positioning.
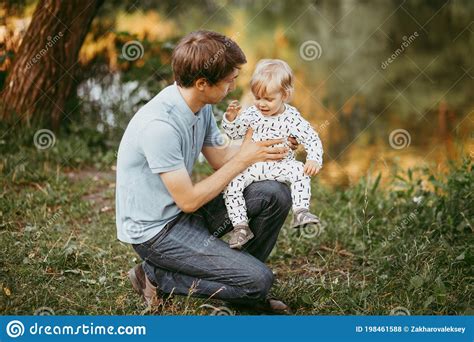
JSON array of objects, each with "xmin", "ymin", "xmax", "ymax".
[{"xmin": 222, "ymin": 104, "xmax": 323, "ymax": 226}]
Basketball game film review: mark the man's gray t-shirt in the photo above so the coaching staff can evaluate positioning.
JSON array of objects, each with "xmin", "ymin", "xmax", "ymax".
[{"xmin": 116, "ymin": 83, "xmax": 223, "ymax": 244}]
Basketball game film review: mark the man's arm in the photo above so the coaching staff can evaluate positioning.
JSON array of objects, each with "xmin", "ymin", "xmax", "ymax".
[
  {"xmin": 160, "ymin": 155, "xmax": 246, "ymax": 213},
  {"xmin": 161, "ymin": 130, "xmax": 288, "ymax": 213},
  {"xmin": 201, "ymin": 144, "xmax": 240, "ymax": 170}
]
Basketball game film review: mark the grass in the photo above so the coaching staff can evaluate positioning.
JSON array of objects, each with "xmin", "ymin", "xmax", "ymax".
[{"xmin": 0, "ymin": 127, "xmax": 472, "ymax": 315}]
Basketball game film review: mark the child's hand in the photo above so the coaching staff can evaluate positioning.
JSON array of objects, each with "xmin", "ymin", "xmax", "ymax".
[
  {"xmin": 304, "ymin": 160, "xmax": 321, "ymax": 177},
  {"xmin": 287, "ymin": 136, "xmax": 299, "ymax": 150},
  {"xmin": 225, "ymin": 100, "xmax": 242, "ymax": 122}
]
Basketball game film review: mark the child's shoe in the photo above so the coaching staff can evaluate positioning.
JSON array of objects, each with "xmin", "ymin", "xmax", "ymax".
[
  {"xmin": 229, "ymin": 224, "xmax": 254, "ymax": 249},
  {"xmin": 291, "ymin": 208, "xmax": 321, "ymax": 229}
]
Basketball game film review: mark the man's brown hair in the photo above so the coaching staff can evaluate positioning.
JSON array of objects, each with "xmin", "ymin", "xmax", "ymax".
[{"xmin": 172, "ymin": 30, "xmax": 246, "ymax": 87}]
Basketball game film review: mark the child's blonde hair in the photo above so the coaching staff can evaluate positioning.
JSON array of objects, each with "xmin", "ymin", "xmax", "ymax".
[{"xmin": 250, "ymin": 59, "xmax": 294, "ymax": 100}]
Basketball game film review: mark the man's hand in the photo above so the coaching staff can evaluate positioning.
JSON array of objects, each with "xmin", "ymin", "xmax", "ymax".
[
  {"xmin": 161, "ymin": 129, "xmax": 287, "ymax": 214},
  {"xmin": 235, "ymin": 129, "xmax": 289, "ymax": 167},
  {"xmin": 224, "ymin": 100, "xmax": 242, "ymax": 122},
  {"xmin": 304, "ymin": 160, "xmax": 321, "ymax": 177}
]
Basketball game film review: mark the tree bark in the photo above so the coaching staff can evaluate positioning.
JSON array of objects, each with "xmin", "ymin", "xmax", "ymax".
[{"xmin": 1, "ymin": 0, "xmax": 103, "ymax": 129}]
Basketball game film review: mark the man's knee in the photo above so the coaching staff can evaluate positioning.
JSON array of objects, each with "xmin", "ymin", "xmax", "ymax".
[
  {"xmin": 245, "ymin": 265, "xmax": 274, "ymax": 300},
  {"xmin": 251, "ymin": 181, "xmax": 292, "ymax": 212}
]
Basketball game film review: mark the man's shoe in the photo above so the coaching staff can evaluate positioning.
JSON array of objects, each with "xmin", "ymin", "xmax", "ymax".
[
  {"xmin": 235, "ymin": 298, "xmax": 292, "ymax": 315},
  {"xmin": 266, "ymin": 298, "xmax": 293, "ymax": 315},
  {"xmin": 128, "ymin": 264, "xmax": 160, "ymax": 306}
]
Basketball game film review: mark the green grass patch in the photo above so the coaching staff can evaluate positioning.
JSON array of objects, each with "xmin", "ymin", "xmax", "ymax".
[{"xmin": 0, "ymin": 129, "xmax": 472, "ymax": 315}]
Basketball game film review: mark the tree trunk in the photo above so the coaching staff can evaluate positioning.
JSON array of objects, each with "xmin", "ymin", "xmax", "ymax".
[{"xmin": 1, "ymin": 0, "xmax": 103, "ymax": 129}]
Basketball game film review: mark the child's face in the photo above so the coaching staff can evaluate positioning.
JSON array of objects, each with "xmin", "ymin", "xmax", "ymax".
[{"xmin": 253, "ymin": 88, "xmax": 287, "ymax": 116}]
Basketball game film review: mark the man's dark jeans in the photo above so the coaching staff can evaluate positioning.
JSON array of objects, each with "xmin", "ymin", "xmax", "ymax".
[{"xmin": 132, "ymin": 180, "xmax": 291, "ymax": 305}]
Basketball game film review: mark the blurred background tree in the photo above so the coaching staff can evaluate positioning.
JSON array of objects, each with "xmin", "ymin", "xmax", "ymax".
[
  {"xmin": 1, "ymin": 0, "xmax": 104, "ymax": 129},
  {"xmin": 0, "ymin": 0, "xmax": 472, "ymax": 185}
]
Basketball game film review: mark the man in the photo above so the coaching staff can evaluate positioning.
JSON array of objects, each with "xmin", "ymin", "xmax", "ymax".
[{"xmin": 116, "ymin": 30, "xmax": 292, "ymax": 313}]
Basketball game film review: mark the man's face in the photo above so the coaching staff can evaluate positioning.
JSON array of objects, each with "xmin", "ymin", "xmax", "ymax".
[{"xmin": 203, "ymin": 68, "xmax": 240, "ymax": 104}]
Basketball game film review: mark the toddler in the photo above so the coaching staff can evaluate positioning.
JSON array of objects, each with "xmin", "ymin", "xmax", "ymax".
[{"xmin": 222, "ymin": 59, "xmax": 324, "ymax": 249}]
